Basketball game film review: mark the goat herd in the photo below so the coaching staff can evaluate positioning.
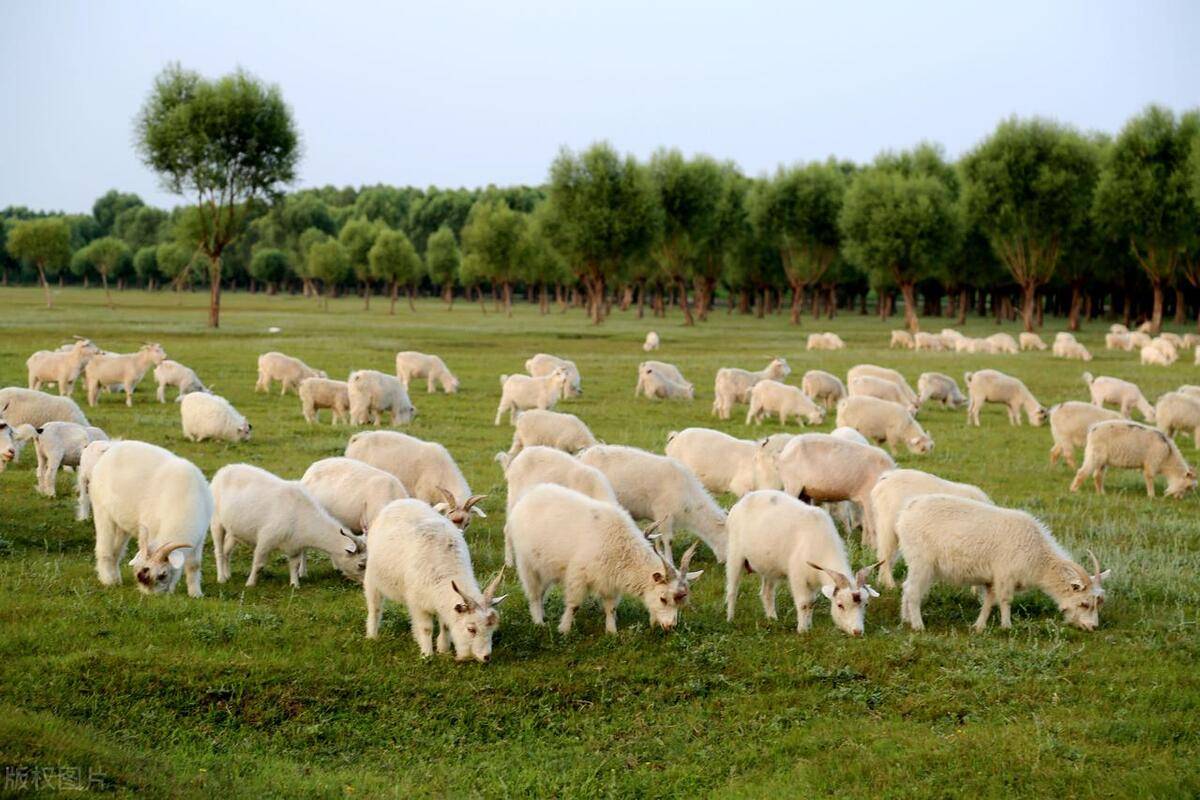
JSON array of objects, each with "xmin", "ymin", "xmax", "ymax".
[{"xmin": 2, "ymin": 321, "xmax": 1198, "ymax": 663}]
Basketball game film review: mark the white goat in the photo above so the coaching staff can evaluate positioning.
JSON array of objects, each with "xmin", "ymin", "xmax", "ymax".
[
  {"xmin": 578, "ymin": 444, "xmax": 728, "ymax": 561},
  {"xmin": 806, "ymin": 332, "xmax": 845, "ymax": 351},
  {"xmin": 643, "ymin": 331, "xmax": 660, "ymax": 352},
  {"xmin": 964, "ymin": 369, "xmax": 1046, "ymax": 426},
  {"xmin": 1019, "ymin": 332, "xmax": 1047, "ymax": 351},
  {"xmin": 1083, "ymin": 372, "xmax": 1155, "ymax": 421},
  {"xmin": 1069, "ymin": 420, "xmax": 1197, "ymax": 498},
  {"xmin": 210, "ymin": 463, "xmax": 367, "ymax": 587},
  {"xmin": 889, "ymin": 330, "xmax": 914, "ymax": 349},
  {"xmin": 848, "ymin": 375, "xmax": 918, "ymax": 413},
  {"xmin": 836, "ymin": 396, "xmax": 933, "ymax": 455},
  {"xmin": 300, "ymin": 457, "xmax": 409, "ymax": 533},
  {"xmin": 986, "ymin": 333, "xmax": 1019, "ymax": 354},
  {"xmin": 868, "ymin": 469, "xmax": 990, "ymax": 589},
  {"xmin": 1155, "ymin": 391, "xmax": 1200, "ymax": 450},
  {"xmin": 299, "ymin": 377, "xmax": 351, "ymax": 425},
  {"xmin": 395, "ymin": 351, "xmax": 460, "ymax": 394},
  {"xmin": 84, "ymin": 343, "xmax": 166, "ymax": 407},
  {"xmin": 75, "ymin": 439, "xmax": 114, "ymax": 520},
  {"xmin": 725, "ymin": 490, "xmax": 879, "ymax": 635},
  {"xmin": 507, "ymin": 484, "xmax": 703, "ymax": 633},
  {"xmin": 1053, "ymin": 338, "xmax": 1093, "ymax": 362},
  {"xmin": 801, "ymin": 370, "xmax": 847, "ymax": 409},
  {"xmin": 507, "ymin": 409, "xmax": 598, "ymax": 457},
  {"xmin": 746, "ymin": 380, "xmax": 824, "ymax": 426},
  {"xmin": 32, "ymin": 421, "xmax": 107, "ymax": 496},
  {"xmin": 525, "ymin": 353, "xmax": 582, "ymax": 397},
  {"xmin": 255, "ymin": 352, "xmax": 326, "ymax": 395},
  {"xmin": 917, "ymin": 372, "xmax": 966, "ymax": 409},
  {"xmin": 635, "ymin": 364, "xmax": 695, "ymax": 401},
  {"xmin": 27, "ymin": 338, "xmax": 99, "ymax": 395},
  {"xmin": 345, "ymin": 430, "xmax": 479, "ymax": 522},
  {"xmin": 664, "ymin": 427, "xmax": 783, "ymax": 498},
  {"xmin": 846, "ymin": 365, "xmax": 918, "ymax": 405},
  {"xmin": 349, "ymin": 369, "xmax": 416, "ymax": 426},
  {"xmin": 364, "ymin": 499, "xmax": 505, "ymax": 661},
  {"xmin": 1048, "ymin": 402, "xmax": 1122, "ymax": 469},
  {"xmin": 180, "ymin": 393, "xmax": 251, "ymax": 442},
  {"xmin": 495, "ymin": 369, "xmax": 570, "ymax": 425},
  {"xmin": 896, "ymin": 494, "xmax": 1110, "ymax": 631},
  {"xmin": 711, "ymin": 358, "xmax": 790, "ymax": 420},
  {"xmin": 88, "ymin": 440, "xmax": 212, "ymax": 596},
  {"xmin": 0, "ymin": 387, "xmax": 89, "ymax": 427},
  {"xmin": 153, "ymin": 359, "xmax": 208, "ymax": 403}
]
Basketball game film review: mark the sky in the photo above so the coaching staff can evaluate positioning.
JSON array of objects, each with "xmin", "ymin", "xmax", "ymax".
[{"xmin": 1, "ymin": 0, "xmax": 1197, "ymax": 214}]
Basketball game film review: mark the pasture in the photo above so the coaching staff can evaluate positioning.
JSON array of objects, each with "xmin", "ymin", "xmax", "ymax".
[{"xmin": 1, "ymin": 287, "xmax": 1198, "ymax": 798}]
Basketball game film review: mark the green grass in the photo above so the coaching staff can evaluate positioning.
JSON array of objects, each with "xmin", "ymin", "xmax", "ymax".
[{"xmin": 1, "ymin": 287, "xmax": 1198, "ymax": 798}]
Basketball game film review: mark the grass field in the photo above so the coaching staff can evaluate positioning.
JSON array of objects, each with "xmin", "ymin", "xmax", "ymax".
[{"xmin": 1, "ymin": 287, "xmax": 1198, "ymax": 798}]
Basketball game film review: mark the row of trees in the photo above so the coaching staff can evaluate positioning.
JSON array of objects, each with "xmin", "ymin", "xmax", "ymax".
[{"xmin": 4, "ymin": 65, "xmax": 1199, "ymax": 333}]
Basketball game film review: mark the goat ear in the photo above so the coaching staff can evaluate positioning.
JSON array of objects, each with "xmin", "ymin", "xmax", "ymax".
[
  {"xmin": 342, "ymin": 534, "xmax": 358, "ymax": 554},
  {"xmin": 432, "ymin": 502, "xmax": 450, "ymax": 514},
  {"xmin": 490, "ymin": 594, "xmax": 508, "ymax": 607},
  {"xmin": 652, "ymin": 572, "xmax": 667, "ymax": 584},
  {"xmin": 864, "ymin": 585, "xmax": 880, "ymax": 598},
  {"xmin": 167, "ymin": 548, "xmax": 188, "ymax": 569},
  {"xmin": 685, "ymin": 570, "xmax": 704, "ymax": 582},
  {"xmin": 1097, "ymin": 569, "xmax": 1112, "ymax": 582},
  {"xmin": 821, "ymin": 584, "xmax": 836, "ymax": 600},
  {"xmin": 470, "ymin": 506, "xmax": 487, "ymax": 518}
]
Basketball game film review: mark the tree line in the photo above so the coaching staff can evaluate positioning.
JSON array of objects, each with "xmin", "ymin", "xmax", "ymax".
[{"xmin": 3, "ymin": 65, "xmax": 1199, "ymax": 333}]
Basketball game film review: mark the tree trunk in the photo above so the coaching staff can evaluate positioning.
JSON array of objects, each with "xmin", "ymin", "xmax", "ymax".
[
  {"xmin": 956, "ymin": 288, "xmax": 968, "ymax": 325},
  {"xmin": 620, "ymin": 284, "xmax": 633, "ymax": 311},
  {"xmin": 36, "ymin": 263, "xmax": 52, "ymax": 308},
  {"xmin": 788, "ymin": 283, "xmax": 804, "ymax": 325},
  {"xmin": 899, "ymin": 281, "xmax": 919, "ymax": 333},
  {"xmin": 101, "ymin": 271, "xmax": 114, "ymax": 310},
  {"xmin": 1068, "ymin": 283, "xmax": 1083, "ymax": 331},
  {"xmin": 1015, "ymin": 282, "xmax": 1036, "ymax": 332},
  {"xmin": 503, "ymin": 282, "xmax": 513, "ymax": 317},
  {"xmin": 539, "ymin": 283, "xmax": 549, "ymax": 314},
  {"xmin": 636, "ymin": 283, "xmax": 645, "ymax": 319},
  {"xmin": 207, "ymin": 254, "xmax": 222, "ymax": 328},
  {"xmin": 363, "ymin": 282, "xmax": 371, "ymax": 311},
  {"xmin": 389, "ymin": 281, "xmax": 398, "ymax": 315},
  {"xmin": 676, "ymin": 277, "xmax": 694, "ymax": 326},
  {"xmin": 1150, "ymin": 280, "xmax": 1164, "ymax": 333},
  {"xmin": 1174, "ymin": 287, "xmax": 1186, "ymax": 325},
  {"xmin": 443, "ymin": 282, "xmax": 454, "ymax": 309},
  {"xmin": 478, "ymin": 286, "xmax": 488, "ymax": 314}
]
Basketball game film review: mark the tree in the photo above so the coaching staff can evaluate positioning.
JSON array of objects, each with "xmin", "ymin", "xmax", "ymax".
[
  {"xmin": 6, "ymin": 217, "xmax": 70, "ymax": 307},
  {"xmin": 425, "ymin": 225, "xmax": 461, "ymax": 308},
  {"xmin": 647, "ymin": 150, "xmax": 723, "ymax": 325},
  {"xmin": 369, "ymin": 229, "xmax": 423, "ymax": 314},
  {"xmin": 1093, "ymin": 106, "xmax": 1199, "ymax": 333},
  {"xmin": 249, "ymin": 248, "xmax": 290, "ymax": 294},
  {"xmin": 114, "ymin": 205, "xmax": 168, "ymax": 252},
  {"xmin": 307, "ymin": 239, "xmax": 349, "ymax": 310},
  {"xmin": 339, "ymin": 218, "xmax": 383, "ymax": 309},
  {"xmin": 522, "ymin": 203, "xmax": 570, "ymax": 314},
  {"xmin": 133, "ymin": 246, "xmax": 161, "ymax": 289},
  {"xmin": 135, "ymin": 64, "xmax": 300, "ymax": 327},
  {"xmin": 461, "ymin": 199, "xmax": 526, "ymax": 316},
  {"xmin": 92, "ymin": 190, "xmax": 143, "ymax": 236},
  {"xmin": 156, "ymin": 242, "xmax": 196, "ymax": 291},
  {"xmin": 80, "ymin": 236, "xmax": 131, "ymax": 308},
  {"xmin": 747, "ymin": 160, "xmax": 846, "ymax": 324},
  {"xmin": 960, "ymin": 118, "xmax": 1099, "ymax": 331},
  {"xmin": 545, "ymin": 143, "xmax": 657, "ymax": 323},
  {"xmin": 694, "ymin": 164, "xmax": 746, "ymax": 319},
  {"xmin": 840, "ymin": 147, "xmax": 959, "ymax": 332}
]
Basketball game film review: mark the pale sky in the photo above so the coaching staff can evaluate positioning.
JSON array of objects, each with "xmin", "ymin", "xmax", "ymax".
[{"xmin": 2, "ymin": 0, "xmax": 1197, "ymax": 214}]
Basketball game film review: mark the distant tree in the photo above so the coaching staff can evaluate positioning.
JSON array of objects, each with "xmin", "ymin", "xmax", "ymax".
[
  {"xmin": 522, "ymin": 203, "xmax": 570, "ymax": 314},
  {"xmin": 545, "ymin": 143, "xmax": 657, "ymax": 323},
  {"xmin": 407, "ymin": 188, "xmax": 478, "ymax": 253},
  {"xmin": 135, "ymin": 64, "xmax": 300, "ymax": 327},
  {"xmin": 1093, "ymin": 106, "xmax": 1199, "ymax": 333},
  {"xmin": 156, "ymin": 242, "xmax": 196, "ymax": 291},
  {"xmin": 840, "ymin": 146, "xmax": 959, "ymax": 332},
  {"xmin": 295, "ymin": 227, "xmax": 331, "ymax": 296},
  {"xmin": 369, "ymin": 229, "xmax": 423, "ymax": 314},
  {"xmin": 92, "ymin": 190, "xmax": 143, "ymax": 236},
  {"xmin": 425, "ymin": 225, "xmax": 461, "ymax": 308},
  {"xmin": 249, "ymin": 248, "xmax": 290, "ymax": 294},
  {"xmin": 114, "ymin": 205, "xmax": 168, "ymax": 252},
  {"xmin": 133, "ymin": 246, "xmax": 161, "ymax": 289},
  {"xmin": 747, "ymin": 160, "xmax": 846, "ymax": 324},
  {"xmin": 694, "ymin": 164, "xmax": 747, "ymax": 319},
  {"xmin": 461, "ymin": 199, "xmax": 526, "ymax": 316},
  {"xmin": 80, "ymin": 236, "xmax": 131, "ymax": 308},
  {"xmin": 1183, "ymin": 123, "xmax": 1200, "ymax": 320},
  {"xmin": 353, "ymin": 185, "xmax": 413, "ymax": 230},
  {"xmin": 960, "ymin": 118, "xmax": 1099, "ymax": 331},
  {"xmin": 6, "ymin": 217, "xmax": 70, "ymax": 307},
  {"xmin": 306, "ymin": 239, "xmax": 349, "ymax": 310},
  {"xmin": 647, "ymin": 149, "xmax": 722, "ymax": 325},
  {"xmin": 339, "ymin": 218, "xmax": 383, "ymax": 309}
]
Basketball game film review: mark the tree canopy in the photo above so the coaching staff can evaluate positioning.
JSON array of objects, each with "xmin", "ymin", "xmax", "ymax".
[{"xmin": 6, "ymin": 217, "xmax": 71, "ymax": 307}]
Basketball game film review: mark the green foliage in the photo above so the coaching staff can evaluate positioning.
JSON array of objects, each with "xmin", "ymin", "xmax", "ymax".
[
  {"xmin": 307, "ymin": 239, "xmax": 349, "ymax": 291},
  {"xmin": 81, "ymin": 236, "xmax": 132, "ymax": 282},
  {"xmin": 1093, "ymin": 105, "xmax": 1198, "ymax": 281},
  {"xmin": 5, "ymin": 217, "xmax": 71, "ymax": 274},
  {"xmin": 424, "ymin": 225, "xmax": 461, "ymax": 288},
  {"xmin": 155, "ymin": 242, "xmax": 197, "ymax": 284},
  {"xmin": 248, "ymin": 248, "xmax": 291, "ymax": 287},
  {"xmin": 132, "ymin": 246, "xmax": 160, "ymax": 284},
  {"xmin": 545, "ymin": 143, "xmax": 657, "ymax": 320},
  {"xmin": 91, "ymin": 190, "xmax": 143, "ymax": 236},
  {"xmin": 407, "ymin": 188, "xmax": 478, "ymax": 253},
  {"xmin": 338, "ymin": 218, "xmax": 384, "ymax": 283},
  {"xmin": 134, "ymin": 62, "xmax": 300, "ymax": 325},
  {"xmin": 368, "ymin": 229, "xmax": 423, "ymax": 288},
  {"xmin": 521, "ymin": 203, "xmax": 569, "ymax": 287},
  {"xmin": 960, "ymin": 118, "xmax": 1099, "ymax": 300},
  {"xmin": 114, "ymin": 204, "xmax": 169, "ymax": 252},
  {"xmin": 647, "ymin": 149, "xmax": 722, "ymax": 284},
  {"xmin": 461, "ymin": 199, "xmax": 526, "ymax": 289}
]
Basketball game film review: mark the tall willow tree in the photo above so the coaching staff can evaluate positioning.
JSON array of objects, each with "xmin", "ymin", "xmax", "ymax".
[
  {"xmin": 135, "ymin": 64, "xmax": 300, "ymax": 327},
  {"xmin": 1093, "ymin": 106, "xmax": 1199, "ymax": 333},
  {"xmin": 961, "ymin": 117, "xmax": 1099, "ymax": 331},
  {"xmin": 461, "ymin": 199, "xmax": 526, "ymax": 317},
  {"xmin": 5, "ymin": 217, "xmax": 70, "ymax": 308},
  {"xmin": 747, "ymin": 160, "xmax": 846, "ymax": 325},
  {"xmin": 425, "ymin": 226, "xmax": 461, "ymax": 309},
  {"xmin": 545, "ymin": 143, "xmax": 657, "ymax": 324}
]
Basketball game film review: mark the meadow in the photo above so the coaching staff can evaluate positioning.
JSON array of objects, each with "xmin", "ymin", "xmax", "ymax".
[{"xmin": 1, "ymin": 286, "xmax": 1198, "ymax": 798}]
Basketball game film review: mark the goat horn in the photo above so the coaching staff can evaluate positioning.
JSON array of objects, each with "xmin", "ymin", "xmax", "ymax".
[
  {"xmin": 1087, "ymin": 549, "xmax": 1101, "ymax": 579},
  {"xmin": 643, "ymin": 518, "xmax": 665, "ymax": 538},
  {"xmin": 807, "ymin": 562, "xmax": 850, "ymax": 589},
  {"xmin": 437, "ymin": 486, "xmax": 458, "ymax": 507},
  {"xmin": 450, "ymin": 580, "xmax": 476, "ymax": 609},
  {"xmin": 678, "ymin": 541, "xmax": 700, "ymax": 576},
  {"xmin": 483, "ymin": 566, "xmax": 505, "ymax": 604},
  {"xmin": 151, "ymin": 542, "xmax": 192, "ymax": 563},
  {"xmin": 855, "ymin": 560, "xmax": 883, "ymax": 588},
  {"xmin": 463, "ymin": 494, "xmax": 486, "ymax": 511}
]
